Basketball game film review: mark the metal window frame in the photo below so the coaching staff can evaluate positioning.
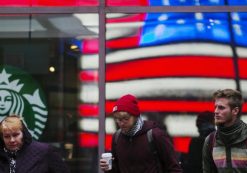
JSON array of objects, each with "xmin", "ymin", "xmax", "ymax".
[{"xmin": 1, "ymin": 3, "xmax": 247, "ymax": 173}]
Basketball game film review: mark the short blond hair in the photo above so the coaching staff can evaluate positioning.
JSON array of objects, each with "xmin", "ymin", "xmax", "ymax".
[{"xmin": 0, "ymin": 115, "xmax": 23, "ymax": 134}]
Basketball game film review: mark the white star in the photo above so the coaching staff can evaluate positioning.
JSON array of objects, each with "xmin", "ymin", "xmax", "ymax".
[
  {"xmin": 23, "ymin": 89, "xmax": 46, "ymax": 108},
  {"xmin": 0, "ymin": 69, "xmax": 11, "ymax": 84}
]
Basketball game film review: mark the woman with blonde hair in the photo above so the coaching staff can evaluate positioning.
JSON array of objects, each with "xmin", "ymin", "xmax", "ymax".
[{"xmin": 0, "ymin": 115, "xmax": 70, "ymax": 173}]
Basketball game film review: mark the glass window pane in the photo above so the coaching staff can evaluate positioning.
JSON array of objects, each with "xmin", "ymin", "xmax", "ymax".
[
  {"xmin": 0, "ymin": 13, "xmax": 99, "ymax": 173},
  {"xmin": 106, "ymin": 12, "xmax": 246, "ymax": 155}
]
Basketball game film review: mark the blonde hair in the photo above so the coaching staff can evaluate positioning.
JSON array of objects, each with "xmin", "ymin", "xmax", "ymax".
[{"xmin": 0, "ymin": 115, "xmax": 23, "ymax": 134}]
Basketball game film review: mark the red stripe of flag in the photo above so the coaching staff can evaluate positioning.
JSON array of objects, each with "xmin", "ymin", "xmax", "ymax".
[
  {"xmin": 79, "ymin": 70, "xmax": 98, "ymax": 82},
  {"xmin": 78, "ymin": 132, "xmax": 112, "ymax": 150},
  {"xmin": 79, "ymin": 101, "xmax": 247, "ymax": 116},
  {"xmin": 106, "ymin": 101, "xmax": 247, "ymax": 114},
  {"xmin": 173, "ymin": 137, "xmax": 192, "ymax": 153},
  {"xmin": 82, "ymin": 39, "xmax": 99, "ymax": 54},
  {"xmin": 78, "ymin": 101, "xmax": 215, "ymax": 117},
  {"xmin": 3, "ymin": 0, "xmax": 100, "ymax": 6},
  {"xmin": 106, "ymin": 100, "xmax": 214, "ymax": 114},
  {"xmin": 82, "ymin": 36, "xmax": 140, "ymax": 52},
  {"xmin": 79, "ymin": 57, "xmax": 240, "ymax": 82},
  {"xmin": 78, "ymin": 133, "xmax": 98, "ymax": 148},
  {"xmin": 0, "ymin": 0, "xmax": 31, "ymax": 6},
  {"xmin": 239, "ymin": 58, "xmax": 247, "ymax": 79},
  {"xmin": 106, "ymin": 0, "xmax": 149, "ymax": 6},
  {"xmin": 106, "ymin": 56, "xmax": 235, "ymax": 81},
  {"xmin": 79, "ymin": 101, "xmax": 214, "ymax": 117},
  {"xmin": 78, "ymin": 132, "xmax": 191, "ymax": 153},
  {"xmin": 79, "ymin": 57, "xmax": 247, "ymax": 82},
  {"xmin": 33, "ymin": 0, "xmax": 98, "ymax": 6},
  {"xmin": 78, "ymin": 104, "xmax": 99, "ymax": 117},
  {"xmin": 107, "ymin": 36, "xmax": 140, "ymax": 49}
]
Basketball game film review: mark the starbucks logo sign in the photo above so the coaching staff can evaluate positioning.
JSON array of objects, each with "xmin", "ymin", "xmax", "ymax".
[{"xmin": 0, "ymin": 66, "xmax": 48, "ymax": 139}]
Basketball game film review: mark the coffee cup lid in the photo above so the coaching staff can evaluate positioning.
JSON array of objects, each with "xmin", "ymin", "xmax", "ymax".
[{"xmin": 102, "ymin": 153, "xmax": 112, "ymax": 157}]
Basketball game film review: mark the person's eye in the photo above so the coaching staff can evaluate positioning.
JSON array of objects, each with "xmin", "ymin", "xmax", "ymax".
[
  {"xmin": 12, "ymin": 133, "xmax": 20, "ymax": 137},
  {"xmin": 3, "ymin": 135, "xmax": 10, "ymax": 139},
  {"xmin": 218, "ymin": 106, "xmax": 225, "ymax": 110},
  {"xmin": 123, "ymin": 117, "xmax": 130, "ymax": 121}
]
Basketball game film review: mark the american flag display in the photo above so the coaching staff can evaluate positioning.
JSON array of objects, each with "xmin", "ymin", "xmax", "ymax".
[{"xmin": 78, "ymin": 8, "xmax": 247, "ymax": 153}]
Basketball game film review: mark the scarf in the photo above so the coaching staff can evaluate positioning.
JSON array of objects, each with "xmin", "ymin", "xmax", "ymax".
[
  {"xmin": 125, "ymin": 116, "xmax": 144, "ymax": 136},
  {"xmin": 218, "ymin": 119, "xmax": 247, "ymax": 146},
  {"xmin": 4, "ymin": 148, "xmax": 17, "ymax": 173}
]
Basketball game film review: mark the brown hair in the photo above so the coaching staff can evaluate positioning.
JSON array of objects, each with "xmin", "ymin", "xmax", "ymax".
[
  {"xmin": 213, "ymin": 89, "xmax": 244, "ymax": 117},
  {"xmin": 0, "ymin": 115, "xmax": 23, "ymax": 134}
]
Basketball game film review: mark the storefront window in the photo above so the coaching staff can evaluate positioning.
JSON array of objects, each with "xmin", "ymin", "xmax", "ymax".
[
  {"xmin": 0, "ymin": 13, "xmax": 99, "ymax": 172},
  {"xmin": 1, "ymin": 1, "xmax": 247, "ymax": 173}
]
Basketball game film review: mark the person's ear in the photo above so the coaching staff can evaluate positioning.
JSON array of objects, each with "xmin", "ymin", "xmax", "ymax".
[{"xmin": 232, "ymin": 107, "xmax": 240, "ymax": 116}]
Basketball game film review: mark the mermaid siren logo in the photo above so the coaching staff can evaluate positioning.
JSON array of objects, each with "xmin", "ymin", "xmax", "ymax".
[{"xmin": 0, "ymin": 66, "xmax": 48, "ymax": 139}]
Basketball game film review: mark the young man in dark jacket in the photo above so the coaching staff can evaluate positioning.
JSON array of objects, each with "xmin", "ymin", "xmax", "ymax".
[
  {"xmin": 202, "ymin": 89, "xmax": 247, "ymax": 173},
  {"xmin": 100, "ymin": 94, "xmax": 182, "ymax": 173}
]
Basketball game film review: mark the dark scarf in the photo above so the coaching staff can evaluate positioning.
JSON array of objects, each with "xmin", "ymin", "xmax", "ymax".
[
  {"xmin": 218, "ymin": 119, "xmax": 247, "ymax": 146},
  {"xmin": 4, "ymin": 148, "xmax": 18, "ymax": 173}
]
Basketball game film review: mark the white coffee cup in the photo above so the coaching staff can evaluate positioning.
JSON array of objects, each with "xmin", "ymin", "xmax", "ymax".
[{"xmin": 101, "ymin": 152, "xmax": 112, "ymax": 170}]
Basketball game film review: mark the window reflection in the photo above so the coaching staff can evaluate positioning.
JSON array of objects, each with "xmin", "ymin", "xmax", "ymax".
[
  {"xmin": 0, "ymin": 13, "xmax": 99, "ymax": 173},
  {"xmin": 0, "ymin": 14, "xmax": 96, "ymax": 38},
  {"xmin": 105, "ymin": 12, "xmax": 247, "ymax": 154}
]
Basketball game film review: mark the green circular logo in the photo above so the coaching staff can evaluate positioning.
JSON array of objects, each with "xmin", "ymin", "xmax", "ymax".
[{"xmin": 0, "ymin": 66, "xmax": 48, "ymax": 139}]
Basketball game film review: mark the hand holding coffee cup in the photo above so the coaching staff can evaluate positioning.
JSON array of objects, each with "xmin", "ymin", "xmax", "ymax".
[{"xmin": 100, "ymin": 153, "xmax": 113, "ymax": 171}]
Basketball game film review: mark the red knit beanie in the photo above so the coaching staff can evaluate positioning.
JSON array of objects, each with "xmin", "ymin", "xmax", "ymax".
[{"xmin": 112, "ymin": 94, "xmax": 140, "ymax": 117}]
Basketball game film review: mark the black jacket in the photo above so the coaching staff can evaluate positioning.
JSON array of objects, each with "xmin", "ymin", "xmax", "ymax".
[{"xmin": 0, "ymin": 122, "xmax": 70, "ymax": 173}]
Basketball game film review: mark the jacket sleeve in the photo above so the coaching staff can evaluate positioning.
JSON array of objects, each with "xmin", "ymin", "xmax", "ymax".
[
  {"xmin": 202, "ymin": 135, "xmax": 217, "ymax": 173},
  {"xmin": 105, "ymin": 133, "xmax": 120, "ymax": 173},
  {"xmin": 153, "ymin": 128, "xmax": 183, "ymax": 173},
  {"xmin": 47, "ymin": 146, "xmax": 71, "ymax": 173}
]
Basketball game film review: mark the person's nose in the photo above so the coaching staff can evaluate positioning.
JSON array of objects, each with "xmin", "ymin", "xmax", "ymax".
[
  {"xmin": 117, "ymin": 120, "xmax": 124, "ymax": 126},
  {"xmin": 10, "ymin": 136, "xmax": 15, "ymax": 142},
  {"xmin": 214, "ymin": 107, "xmax": 219, "ymax": 114}
]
